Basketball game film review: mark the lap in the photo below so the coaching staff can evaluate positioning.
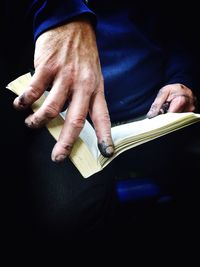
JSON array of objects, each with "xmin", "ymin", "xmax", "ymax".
[
  {"xmin": 0, "ymin": 89, "xmax": 117, "ymax": 240},
  {"xmin": 1, "ymin": 86, "xmax": 200, "ymax": 249}
]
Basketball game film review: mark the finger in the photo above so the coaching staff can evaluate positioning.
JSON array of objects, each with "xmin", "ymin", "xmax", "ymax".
[
  {"xmin": 89, "ymin": 84, "xmax": 114, "ymax": 157},
  {"xmin": 186, "ymin": 95, "xmax": 197, "ymax": 112},
  {"xmin": 146, "ymin": 87, "xmax": 170, "ymax": 118},
  {"xmin": 13, "ymin": 67, "xmax": 52, "ymax": 110},
  {"xmin": 158, "ymin": 101, "xmax": 170, "ymax": 114},
  {"xmin": 167, "ymin": 95, "xmax": 189, "ymax": 112},
  {"xmin": 25, "ymin": 77, "xmax": 70, "ymax": 128},
  {"xmin": 51, "ymin": 89, "xmax": 90, "ymax": 162}
]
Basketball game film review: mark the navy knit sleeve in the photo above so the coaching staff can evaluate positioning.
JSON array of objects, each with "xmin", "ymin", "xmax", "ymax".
[{"xmin": 27, "ymin": 0, "xmax": 96, "ymax": 41}]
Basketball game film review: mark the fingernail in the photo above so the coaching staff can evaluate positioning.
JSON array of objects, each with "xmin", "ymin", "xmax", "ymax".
[
  {"xmin": 52, "ymin": 154, "xmax": 67, "ymax": 162},
  {"xmin": 98, "ymin": 141, "xmax": 114, "ymax": 158},
  {"xmin": 146, "ymin": 112, "xmax": 154, "ymax": 119},
  {"xmin": 13, "ymin": 95, "xmax": 28, "ymax": 110},
  {"xmin": 105, "ymin": 145, "xmax": 114, "ymax": 155},
  {"xmin": 25, "ymin": 117, "xmax": 34, "ymax": 128},
  {"xmin": 25, "ymin": 116, "xmax": 42, "ymax": 128}
]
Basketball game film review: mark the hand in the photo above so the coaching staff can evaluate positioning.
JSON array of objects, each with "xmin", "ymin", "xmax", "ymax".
[
  {"xmin": 13, "ymin": 17, "xmax": 114, "ymax": 162},
  {"xmin": 147, "ymin": 83, "xmax": 197, "ymax": 118}
]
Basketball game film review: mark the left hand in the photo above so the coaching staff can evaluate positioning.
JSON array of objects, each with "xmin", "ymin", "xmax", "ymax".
[{"xmin": 147, "ymin": 83, "xmax": 197, "ymax": 118}]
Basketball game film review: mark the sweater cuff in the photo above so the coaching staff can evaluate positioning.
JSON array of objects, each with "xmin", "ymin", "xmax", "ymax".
[{"xmin": 30, "ymin": 0, "xmax": 96, "ymax": 41}]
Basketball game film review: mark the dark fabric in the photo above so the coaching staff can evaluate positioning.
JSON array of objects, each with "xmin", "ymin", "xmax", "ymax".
[
  {"xmin": 0, "ymin": 89, "xmax": 119, "ymax": 241},
  {"xmin": 4, "ymin": 1, "xmax": 200, "ymax": 122},
  {"xmin": 1, "ymin": 83, "xmax": 200, "ymax": 242},
  {"xmin": 1, "ymin": 3, "xmax": 117, "ymax": 242},
  {"xmin": 1, "ymin": 1, "xmax": 200, "ymax": 246},
  {"xmin": 1, "ymin": 85, "xmax": 200, "ymax": 245},
  {"xmin": 27, "ymin": 0, "xmax": 96, "ymax": 41}
]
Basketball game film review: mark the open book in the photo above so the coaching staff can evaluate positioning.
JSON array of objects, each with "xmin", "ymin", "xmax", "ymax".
[{"xmin": 7, "ymin": 73, "xmax": 200, "ymax": 178}]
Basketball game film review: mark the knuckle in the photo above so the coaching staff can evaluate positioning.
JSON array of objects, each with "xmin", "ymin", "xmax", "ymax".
[
  {"xmin": 28, "ymin": 85, "xmax": 43, "ymax": 100},
  {"xmin": 69, "ymin": 115, "xmax": 85, "ymax": 129},
  {"xmin": 59, "ymin": 65, "xmax": 76, "ymax": 86},
  {"xmin": 93, "ymin": 111, "xmax": 110, "ymax": 125},
  {"xmin": 101, "ymin": 112, "xmax": 110, "ymax": 122},
  {"xmin": 65, "ymin": 64, "xmax": 75, "ymax": 74},
  {"xmin": 180, "ymin": 84, "xmax": 187, "ymax": 90},
  {"xmin": 59, "ymin": 141, "xmax": 73, "ymax": 151},
  {"xmin": 150, "ymin": 103, "xmax": 158, "ymax": 111},
  {"xmin": 180, "ymin": 84, "xmax": 193, "ymax": 95},
  {"xmin": 81, "ymin": 70, "xmax": 97, "ymax": 87},
  {"xmin": 44, "ymin": 103, "xmax": 60, "ymax": 119},
  {"xmin": 35, "ymin": 60, "xmax": 59, "ymax": 74},
  {"xmin": 61, "ymin": 64, "xmax": 75, "ymax": 77},
  {"xmin": 95, "ymin": 89, "xmax": 105, "ymax": 97},
  {"xmin": 46, "ymin": 63, "xmax": 58, "ymax": 74},
  {"xmin": 83, "ymin": 86, "xmax": 93, "ymax": 97}
]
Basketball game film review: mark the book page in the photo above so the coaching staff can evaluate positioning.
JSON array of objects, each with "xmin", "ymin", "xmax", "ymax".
[
  {"xmin": 6, "ymin": 72, "xmax": 200, "ymax": 178},
  {"xmin": 60, "ymin": 110, "xmax": 99, "ymax": 159},
  {"xmin": 111, "ymin": 112, "xmax": 200, "ymax": 143},
  {"xmin": 98, "ymin": 112, "xmax": 200, "ymax": 167},
  {"xmin": 6, "ymin": 72, "xmax": 101, "ymax": 178}
]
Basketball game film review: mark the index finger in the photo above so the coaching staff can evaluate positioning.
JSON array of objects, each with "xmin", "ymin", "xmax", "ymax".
[
  {"xmin": 146, "ymin": 87, "xmax": 169, "ymax": 118},
  {"xmin": 13, "ymin": 67, "xmax": 52, "ymax": 110}
]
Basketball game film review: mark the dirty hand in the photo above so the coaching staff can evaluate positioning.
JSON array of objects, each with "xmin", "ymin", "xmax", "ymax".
[
  {"xmin": 147, "ymin": 83, "xmax": 197, "ymax": 118},
  {"xmin": 13, "ymin": 17, "xmax": 114, "ymax": 162}
]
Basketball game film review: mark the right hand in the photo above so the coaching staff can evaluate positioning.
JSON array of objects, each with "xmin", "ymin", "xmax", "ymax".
[
  {"xmin": 147, "ymin": 83, "xmax": 197, "ymax": 118},
  {"xmin": 13, "ymin": 16, "xmax": 114, "ymax": 162}
]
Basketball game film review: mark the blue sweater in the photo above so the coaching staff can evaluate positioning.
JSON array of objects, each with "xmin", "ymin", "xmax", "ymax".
[{"xmin": 26, "ymin": 0, "xmax": 195, "ymax": 123}]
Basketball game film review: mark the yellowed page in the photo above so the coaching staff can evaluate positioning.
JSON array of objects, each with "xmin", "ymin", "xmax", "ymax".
[
  {"xmin": 99, "ymin": 112, "xmax": 200, "ymax": 167},
  {"xmin": 7, "ymin": 72, "xmax": 200, "ymax": 178}
]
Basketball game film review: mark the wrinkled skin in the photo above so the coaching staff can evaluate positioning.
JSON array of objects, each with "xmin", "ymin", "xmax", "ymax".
[
  {"xmin": 147, "ymin": 84, "xmax": 197, "ymax": 118},
  {"xmin": 13, "ymin": 17, "xmax": 114, "ymax": 162},
  {"xmin": 13, "ymin": 17, "xmax": 197, "ymax": 162}
]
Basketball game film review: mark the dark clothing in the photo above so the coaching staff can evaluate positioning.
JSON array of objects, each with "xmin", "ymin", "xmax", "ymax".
[
  {"xmin": 26, "ymin": 0, "xmax": 197, "ymax": 123},
  {"xmin": 1, "ymin": 1, "xmax": 200, "ymax": 244},
  {"xmin": 1, "ymin": 87, "xmax": 200, "ymax": 244}
]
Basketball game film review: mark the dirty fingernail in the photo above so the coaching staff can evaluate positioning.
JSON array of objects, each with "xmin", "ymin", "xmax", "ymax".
[
  {"xmin": 98, "ymin": 141, "xmax": 114, "ymax": 158},
  {"xmin": 52, "ymin": 154, "xmax": 67, "ymax": 162},
  {"xmin": 13, "ymin": 94, "xmax": 28, "ymax": 110},
  {"xmin": 25, "ymin": 117, "xmax": 34, "ymax": 128}
]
